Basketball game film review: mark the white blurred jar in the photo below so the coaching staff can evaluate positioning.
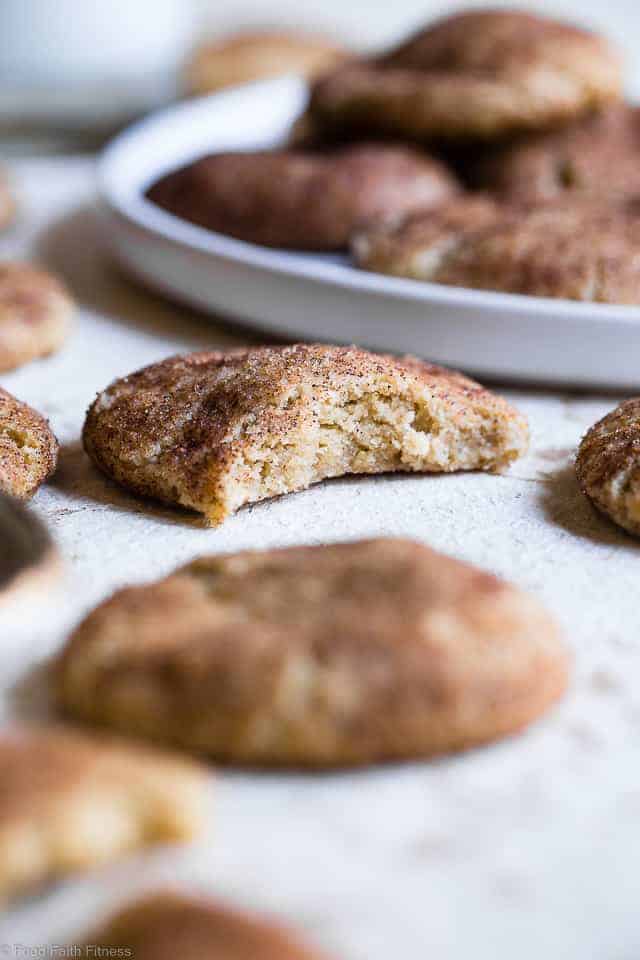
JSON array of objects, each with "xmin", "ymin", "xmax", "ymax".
[{"xmin": 0, "ymin": 0, "xmax": 197, "ymax": 132}]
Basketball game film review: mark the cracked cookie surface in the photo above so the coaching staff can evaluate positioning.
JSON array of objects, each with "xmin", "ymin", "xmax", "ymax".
[
  {"xmin": 57, "ymin": 538, "xmax": 568, "ymax": 767},
  {"xmin": 354, "ymin": 195, "xmax": 640, "ymax": 303},
  {"xmin": 82, "ymin": 344, "xmax": 528, "ymax": 525}
]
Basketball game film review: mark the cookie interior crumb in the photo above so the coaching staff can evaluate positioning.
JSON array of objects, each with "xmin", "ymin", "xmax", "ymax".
[
  {"xmin": 0, "ymin": 388, "xmax": 58, "ymax": 498},
  {"xmin": 83, "ymin": 346, "xmax": 528, "ymax": 525}
]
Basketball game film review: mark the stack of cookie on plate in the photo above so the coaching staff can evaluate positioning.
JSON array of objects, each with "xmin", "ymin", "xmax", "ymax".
[{"xmin": 149, "ymin": 8, "xmax": 640, "ymax": 305}]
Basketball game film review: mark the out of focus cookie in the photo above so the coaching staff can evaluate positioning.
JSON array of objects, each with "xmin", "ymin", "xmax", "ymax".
[
  {"xmin": 0, "ymin": 262, "xmax": 73, "ymax": 372},
  {"xmin": 0, "ymin": 495, "xmax": 58, "ymax": 606},
  {"xmin": 0, "ymin": 728, "xmax": 208, "ymax": 901},
  {"xmin": 79, "ymin": 891, "xmax": 330, "ymax": 960},
  {"xmin": 82, "ymin": 344, "xmax": 528, "ymax": 526},
  {"xmin": 0, "ymin": 388, "xmax": 58, "ymax": 498},
  {"xmin": 472, "ymin": 104, "xmax": 640, "ymax": 202},
  {"xmin": 309, "ymin": 10, "xmax": 621, "ymax": 141},
  {"xmin": 57, "ymin": 539, "xmax": 568, "ymax": 767},
  {"xmin": 0, "ymin": 173, "xmax": 15, "ymax": 230},
  {"xmin": 184, "ymin": 29, "xmax": 346, "ymax": 97},
  {"xmin": 354, "ymin": 194, "xmax": 640, "ymax": 303},
  {"xmin": 576, "ymin": 398, "xmax": 640, "ymax": 536},
  {"xmin": 146, "ymin": 144, "xmax": 459, "ymax": 250}
]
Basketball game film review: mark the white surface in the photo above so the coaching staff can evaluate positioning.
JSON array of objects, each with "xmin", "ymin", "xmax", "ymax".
[
  {"xmin": 1, "ymin": 158, "xmax": 640, "ymax": 959},
  {"xmin": 100, "ymin": 77, "xmax": 640, "ymax": 390}
]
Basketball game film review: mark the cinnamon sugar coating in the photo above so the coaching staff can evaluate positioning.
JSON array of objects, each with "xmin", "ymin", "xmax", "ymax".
[
  {"xmin": 354, "ymin": 195, "xmax": 640, "ymax": 303},
  {"xmin": 576, "ymin": 398, "xmax": 640, "ymax": 536},
  {"xmin": 146, "ymin": 144, "xmax": 458, "ymax": 250},
  {"xmin": 82, "ymin": 344, "xmax": 528, "ymax": 526},
  {"xmin": 57, "ymin": 539, "xmax": 568, "ymax": 767},
  {"xmin": 309, "ymin": 10, "xmax": 621, "ymax": 141}
]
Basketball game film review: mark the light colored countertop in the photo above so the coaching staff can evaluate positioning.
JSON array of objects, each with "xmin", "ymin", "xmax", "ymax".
[{"xmin": 1, "ymin": 158, "xmax": 639, "ymax": 958}]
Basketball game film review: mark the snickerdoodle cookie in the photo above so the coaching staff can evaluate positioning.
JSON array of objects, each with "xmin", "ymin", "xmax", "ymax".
[
  {"xmin": 0, "ymin": 173, "xmax": 15, "ymax": 231},
  {"xmin": 472, "ymin": 104, "xmax": 640, "ymax": 202},
  {"xmin": 0, "ymin": 496, "xmax": 57, "ymax": 606},
  {"xmin": 82, "ymin": 345, "xmax": 528, "ymax": 526},
  {"xmin": 309, "ymin": 10, "xmax": 621, "ymax": 142},
  {"xmin": 80, "ymin": 892, "xmax": 330, "ymax": 960},
  {"xmin": 0, "ymin": 728, "xmax": 208, "ymax": 901},
  {"xmin": 184, "ymin": 29, "xmax": 346, "ymax": 97},
  {"xmin": 0, "ymin": 262, "xmax": 73, "ymax": 372},
  {"xmin": 354, "ymin": 194, "xmax": 640, "ymax": 303},
  {"xmin": 146, "ymin": 144, "xmax": 459, "ymax": 250},
  {"xmin": 0, "ymin": 388, "xmax": 58, "ymax": 498},
  {"xmin": 57, "ymin": 539, "xmax": 568, "ymax": 767},
  {"xmin": 576, "ymin": 398, "xmax": 640, "ymax": 536}
]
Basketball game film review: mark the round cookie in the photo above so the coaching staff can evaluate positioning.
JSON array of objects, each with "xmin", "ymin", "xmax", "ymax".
[
  {"xmin": 576, "ymin": 398, "xmax": 640, "ymax": 536},
  {"xmin": 184, "ymin": 29, "xmax": 346, "ymax": 97},
  {"xmin": 309, "ymin": 10, "xmax": 622, "ymax": 141},
  {"xmin": 0, "ymin": 388, "xmax": 58, "ymax": 498},
  {"xmin": 0, "ymin": 173, "xmax": 16, "ymax": 231},
  {"xmin": 471, "ymin": 104, "xmax": 640, "ymax": 202},
  {"xmin": 81, "ymin": 892, "xmax": 330, "ymax": 960},
  {"xmin": 146, "ymin": 144, "xmax": 459, "ymax": 250},
  {"xmin": 82, "ymin": 344, "xmax": 529, "ymax": 526},
  {"xmin": 0, "ymin": 262, "xmax": 74, "ymax": 372},
  {"xmin": 0, "ymin": 495, "xmax": 57, "ymax": 607},
  {"xmin": 57, "ymin": 538, "xmax": 568, "ymax": 767},
  {"xmin": 0, "ymin": 728, "xmax": 207, "ymax": 901},
  {"xmin": 354, "ymin": 194, "xmax": 640, "ymax": 303}
]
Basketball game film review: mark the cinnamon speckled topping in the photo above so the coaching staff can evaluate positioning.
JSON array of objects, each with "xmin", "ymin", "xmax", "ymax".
[
  {"xmin": 576, "ymin": 398, "xmax": 640, "ymax": 536},
  {"xmin": 354, "ymin": 194, "xmax": 640, "ymax": 303},
  {"xmin": 309, "ymin": 10, "xmax": 622, "ymax": 141},
  {"xmin": 0, "ymin": 728, "xmax": 208, "ymax": 901},
  {"xmin": 81, "ymin": 892, "xmax": 330, "ymax": 960},
  {"xmin": 57, "ymin": 538, "xmax": 568, "ymax": 767},
  {"xmin": 82, "ymin": 344, "xmax": 529, "ymax": 526},
  {"xmin": 0, "ymin": 262, "xmax": 74, "ymax": 372},
  {"xmin": 146, "ymin": 143, "xmax": 458, "ymax": 250},
  {"xmin": 0, "ymin": 387, "xmax": 58, "ymax": 498}
]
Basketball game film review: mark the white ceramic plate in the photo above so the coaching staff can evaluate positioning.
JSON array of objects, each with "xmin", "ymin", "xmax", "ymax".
[{"xmin": 99, "ymin": 76, "xmax": 640, "ymax": 389}]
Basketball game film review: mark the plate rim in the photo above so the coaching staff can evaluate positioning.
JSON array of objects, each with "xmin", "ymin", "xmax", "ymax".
[{"xmin": 97, "ymin": 75, "xmax": 640, "ymax": 328}]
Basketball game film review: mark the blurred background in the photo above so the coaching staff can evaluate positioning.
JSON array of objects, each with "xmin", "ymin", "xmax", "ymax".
[
  {"xmin": 198, "ymin": 0, "xmax": 639, "ymax": 53},
  {"xmin": 0, "ymin": 0, "xmax": 638, "ymax": 155}
]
